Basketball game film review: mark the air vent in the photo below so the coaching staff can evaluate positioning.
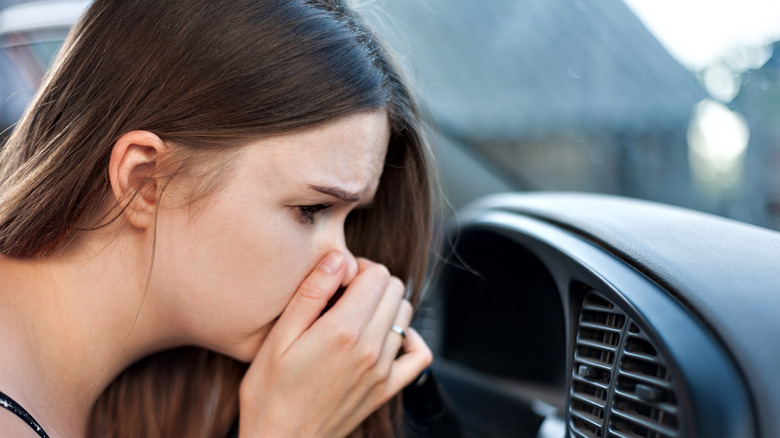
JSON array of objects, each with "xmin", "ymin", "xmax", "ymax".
[{"xmin": 569, "ymin": 291, "xmax": 681, "ymax": 438}]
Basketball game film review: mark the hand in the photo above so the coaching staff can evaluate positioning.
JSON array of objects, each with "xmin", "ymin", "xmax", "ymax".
[{"xmin": 238, "ymin": 251, "xmax": 433, "ymax": 438}]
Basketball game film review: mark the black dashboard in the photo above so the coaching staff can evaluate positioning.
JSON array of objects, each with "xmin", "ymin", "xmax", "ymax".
[{"xmin": 416, "ymin": 192, "xmax": 779, "ymax": 438}]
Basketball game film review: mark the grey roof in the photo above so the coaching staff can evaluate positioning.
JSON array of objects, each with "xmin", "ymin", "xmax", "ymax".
[{"xmin": 367, "ymin": 0, "xmax": 708, "ymax": 142}]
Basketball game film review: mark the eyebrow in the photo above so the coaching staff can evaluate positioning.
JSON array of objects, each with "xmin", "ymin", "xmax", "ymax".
[{"xmin": 309, "ymin": 184, "xmax": 363, "ymax": 203}]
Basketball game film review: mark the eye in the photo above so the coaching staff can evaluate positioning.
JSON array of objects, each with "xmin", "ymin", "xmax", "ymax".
[{"xmin": 298, "ymin": 204, "xmax": 332, "ymax": 224}]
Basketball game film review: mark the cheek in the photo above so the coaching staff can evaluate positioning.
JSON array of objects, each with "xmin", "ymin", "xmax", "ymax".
[
  {"xmin": 152, "ymin": 201, "xmax": 323, "ymax": 352},
  {"xmin": 198, "ymin": 212, "xmax": 313, "ymax": 313},
  {"xmin": 233, "ymin": 210, "xmax": 314, "ymax": 283}
]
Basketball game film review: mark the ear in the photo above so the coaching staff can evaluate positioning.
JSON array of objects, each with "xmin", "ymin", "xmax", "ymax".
[{"xmin": 109, "ymin": 130, "xmax": 169, "ymax": 230}]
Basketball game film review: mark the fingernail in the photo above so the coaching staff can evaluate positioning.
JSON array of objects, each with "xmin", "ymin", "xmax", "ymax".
[{"xmin": 319, "ymin": 251, "xmax": 344, "ymax": 275}]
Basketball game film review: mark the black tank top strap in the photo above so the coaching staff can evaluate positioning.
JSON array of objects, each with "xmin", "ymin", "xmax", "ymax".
[{"xmin": 0, "ymin": 390, "xmax": 49, "ymax": 438}]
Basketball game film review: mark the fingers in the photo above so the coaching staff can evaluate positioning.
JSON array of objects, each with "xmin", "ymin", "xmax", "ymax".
[
  {"xmin": 321, "ymin": 258, "xmax": 413, "ymax": 371},
  {"xmin": 317, "ymin": 258, "xmax": 391, "ymax": 331},
  {"xmin": 388, "ymin": 327, "xmax": 433, "ymax": 389},
  {"xmin": 362, "ymin": 275, "xmax": 405, "ymax": 346},
  {"xmin": 376, "ymin": 298, "xmax": 413, "ymax": 369},
  {"xmin": 239, "ymin": 254, "xmax": 431, "ymax": 438},
  {"xmin": 269, "ymin": 251, "xmax": 347, "ymax": 349},
  {"xmin": 279, "ymin": 254, "xmax": 428, "ymax": 391},
  {"xmin": 351, "ymin": 327, "xmax": 432, "ymax": 419}
]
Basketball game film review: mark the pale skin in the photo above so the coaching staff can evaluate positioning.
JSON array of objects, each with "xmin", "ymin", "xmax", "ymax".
[{"xmin": 0, "ymin": 110, "xmax": 432, "ymax": 437}]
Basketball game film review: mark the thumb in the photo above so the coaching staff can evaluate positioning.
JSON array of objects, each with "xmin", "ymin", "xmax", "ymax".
[{"xmin": 267, "ymin": 251, "xmax": 346, "ymax": 350}]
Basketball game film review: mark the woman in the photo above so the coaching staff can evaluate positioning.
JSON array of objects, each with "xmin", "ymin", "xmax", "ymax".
[{"xmin": 0, "ymin": 0, "xmax": 435, "ymax": 437}]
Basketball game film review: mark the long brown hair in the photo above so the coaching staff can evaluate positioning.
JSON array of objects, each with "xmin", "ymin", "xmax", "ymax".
[{"xmin": 0, "ymin": 0, "xmax": 433, "ymax": 437}]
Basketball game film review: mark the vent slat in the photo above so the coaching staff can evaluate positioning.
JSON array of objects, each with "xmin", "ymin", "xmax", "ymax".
[
  {"xmin": 617, "ymin": 369, "xmax": 673, "ymax": 389},
  {"xmin": 569, "ymin": 420, "xmax": 598, "ymax": 438},
  {"xmin": 571, "ymin": 374, "xmax": 610, "ymax": 390},
  {"xmin": 611, "ymin": 408, "xmax": 679, "ymax": 437},
  {"xmin": 575, "ymin": 338, "xmax": 619, "ymax": 352},
  {"xmin": 582, "ymin": 303, "xmax": 620, "ymax": 312},
  {"xmin": 575, "ymin": 343, "xmax": 616, "ymax": 367},
  {"xmin": 613, "ymin": 388, "xmax": 679, "ymax": 415},
  {"xmin": 570, "ymin": 393, "xmax": 607, "ymax": 411},
  {"xmin": 583, "ymin": 294, "xmax": 614, "ymax": 307},
  {"xmin": 622, "ymin": 349, "xmax": 660, "ymax": 364},
  {"xmin": 573, "ymin": 355, "xmax": 613, "ymax": 371},
  {"xmin": 626, "ymin": 331, "xmax": 653, "ymax": 341},
  {"xmin": 570, "ymin": 409, "xmax": 605, "ymax": 429},
  {"xmin": 607, "ymin": 428, "xmax": 645, "ymax": 438},
  {"xmin": 579, "ymin": 320, "xmax": 623, "ymax": 333}
]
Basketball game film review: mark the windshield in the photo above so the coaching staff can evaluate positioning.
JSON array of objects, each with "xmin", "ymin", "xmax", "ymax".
[{"xmin": 369, "ymin": 0, "xmax": 780, "ymax": 230}]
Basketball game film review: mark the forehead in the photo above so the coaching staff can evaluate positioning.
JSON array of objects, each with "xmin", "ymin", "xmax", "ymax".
[{"xmin": 243, "ymin": 111, "xmax": 390, "ymax": 194}]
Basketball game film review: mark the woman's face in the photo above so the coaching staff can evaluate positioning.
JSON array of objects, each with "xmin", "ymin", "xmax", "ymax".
[{"xmin": 148, "ymin": 111, "xmax": 390, "ymax": 361}]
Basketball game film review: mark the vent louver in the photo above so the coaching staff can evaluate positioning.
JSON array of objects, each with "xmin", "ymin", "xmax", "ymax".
[{"xmin": 569, "ymin": 292, "xmax": 681, "ymax": 438}]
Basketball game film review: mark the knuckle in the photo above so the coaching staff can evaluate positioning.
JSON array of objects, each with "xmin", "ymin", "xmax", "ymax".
[
  {"xmin": 355, "ymin": 257, "xmax": 377, "ymax": 274},
  {"xmin": 399, "ymin": 299, "xmax": 413, "ymax": 319},
  {"xmin": 388, "ymin": 276, "xmax": 405, "ymax": 294},
  {"xmin": 369, "ymin": 361, "xmax": 391, "ymax": 385},
  {"xmin": 358, "ymin": 346, "xmax": 381, "ymax": 370},
  {"xmin": 364, "ymin": 263, "xmax": 391, "ymax": 281},
  {"xmin": 355, "ymin": 257, "xmax": 372, "ymax": 266},
  {"xmin": 333, "ymin": 327, "xmax": 361, "ymax": 348},
  {"xmin": 296, "ymin": 280, "xmax": 327, "ymax": 300},
  {"xmin": 420, "ymin": 344, "xmax": 434, "ymax": 367}
]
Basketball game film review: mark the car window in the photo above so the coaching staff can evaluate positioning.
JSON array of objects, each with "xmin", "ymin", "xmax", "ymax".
[
  {"xmin": 367, "ymin": 0, "xmax": 780, "ymax": 230},
  {"xmin": 2, "ymin": 30, "xmax": 65, "ymax": 83},
  {"xmin": 0, "ymin": 0, "xmax": 88, "ymax": 135}
]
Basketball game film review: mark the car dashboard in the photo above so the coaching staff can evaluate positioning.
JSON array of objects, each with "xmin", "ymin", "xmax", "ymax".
[{"xmin": 416, "ymin": 192, "xmax": 779, "ymax": 438}]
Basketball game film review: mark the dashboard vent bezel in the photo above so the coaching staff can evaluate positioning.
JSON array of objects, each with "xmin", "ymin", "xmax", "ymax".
[{"xmin": 569, "ymin": 289, "xmax": 682, "ymax": 438}]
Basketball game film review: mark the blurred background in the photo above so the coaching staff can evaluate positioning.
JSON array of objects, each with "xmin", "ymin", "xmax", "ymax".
[{"xmin": 3, "ymin": 0, "xmax": 780, "ymax": 230}]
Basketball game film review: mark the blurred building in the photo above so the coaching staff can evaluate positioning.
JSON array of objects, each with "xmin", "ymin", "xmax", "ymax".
[
  {"xmin": 730, "ymin": 41, "xmax": 780, "ymax": 229},
  {"xmin": 368, "ymin": 0, "xmax": 708, "ymax": 210}
]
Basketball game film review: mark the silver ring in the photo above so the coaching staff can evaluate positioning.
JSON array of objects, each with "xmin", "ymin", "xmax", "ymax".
[{"xmin": 390, "ymin": 324, "xmax": 406, "ymax": 340}]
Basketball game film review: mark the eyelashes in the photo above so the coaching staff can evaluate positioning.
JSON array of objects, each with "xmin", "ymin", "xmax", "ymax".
[{"xmin": 298, "ymin": 204, "xmax": 332, "ymax": 224}]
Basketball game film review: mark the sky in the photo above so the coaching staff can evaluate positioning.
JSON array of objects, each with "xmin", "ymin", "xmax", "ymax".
[{"xmin": 623, "ymin": 0, "xmax": 780, "ymax": 71}]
